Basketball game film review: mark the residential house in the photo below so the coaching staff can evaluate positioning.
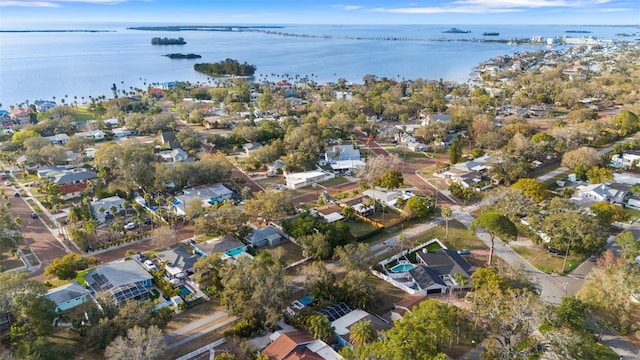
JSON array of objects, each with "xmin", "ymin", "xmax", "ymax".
[
  {"xmin": 203, "ymin": 116, "xmax": 228, "ymax": 129},
  {"xmin": 0, "ymin": 110, "xmax": 12, "ymax": 128},
  {"xmin": 103, "ymin": 118, "xmax": 119, "ymax": 128},
  {"xmin": 610, "ymin": 150, "xmax": 640, "ymax": 169},
  {"xmin": 407, "ymin": 249, "xmax": 475, "ymax": 295},
  {"xmin": 91, "ymin": 196, "xmax": 124, "ymax": 224},
  {"xmin": 60, "ymin": 182, "xmax": 87, "ymax": 200},
  {"xmin": 324, "ymin": 144, "xmax": 360, "ymax": 163},
  {"xmin": 335, "ymin": 91, "xmax": 354, "ymax": 101},
  {"xmin": 45, "ymin": 133, "xmax": 69, "ymax": 145},
  {"xmin": 84, "ymin": 260, "xmax": 153, "ymax": 306},
  {"xmin": 267, "ymin": 160, "xmax": 286, "ymax": 174},
  {"xmin": 339, "ymin": 195, "xmax": 374, "ymax": 217},
  {"xmin": 363, "ymin": 188, "xmax": 402, "ymax": 206},
  {"xmin": 10, "ymin": 108, "xmax": 30, "ymax": 124},
  {"xmin": 172, "ymin": 184, "xmax": 233, "ymax": 216},
  {"xmin": 390, "ymin": 294, "xmax": 427, "ymax": 321},
  {"xmin": 262, "ymin": 330, "xmax": 342, "ymax": 360},
  {"xmin": 195, "ymin": 234, "xmax": 245, "ymax": 256},
  {"xmin": 49, "ymin": 168, "xmax": 97, "ymax": 186},
  {"xmin": 420, "ymin": 113, "xmax": 451, "ymax": 125},
  {"xmin": 112, "ymin": 127, "xmax": 136, "ymax": 138},
  {"xmin": 33, "ymin": 100, "xmax": 56, "ymax": 112},
  {"xmin": 46, "ymin": 282, "xmax": 90, "ymax": 312},
  {"xmin": 245, "ymin": 225, "xmax": 283, "ymax": 247},
  {"xmin": 317, "ymin": 303, "xmax": 390, "ymax": 347},
  {"xmin": 285, "ymin": 170, "xmax": 335, "ymax": 190},
  {"xmin": 574, "ymin": 183, "xmax": 627, "ymax": 205},
  {"xmin": 330, "ymin": 159, "xmax": 366, "ymax": 172},
  {"xmin": 155, "ymin": 246, "xmax": 199, "ymax": 281},
  {"xmin": 359, "ymin": 107, "xmax": 379, "ymax": 122},
  {"xmin": 159, "ymin": 131, "xmax": 179, "ymax": 149},
  {"xmin": 243, "ymin": 142, "xmax": 263, "ymax": 155},
  {"xmin": 312, "ymin": 204, "xmax": 345, "ymax": 223},
  {"xmin": 159, "ymin": 148, "xmax": 189, "ymax": 162},
  {"xmin": 75, "ymin": 129, "xmax": 105, "ymax": 140}
]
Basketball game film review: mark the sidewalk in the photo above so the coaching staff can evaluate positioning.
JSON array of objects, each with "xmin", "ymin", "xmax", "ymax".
[{"xmin": 163, "ymin": 310, "xmax": 237, "ymax": 351}]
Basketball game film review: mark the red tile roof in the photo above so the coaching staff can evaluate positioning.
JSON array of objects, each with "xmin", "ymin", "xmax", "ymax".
[
  {"xmin": 60, "ymin": 182, "xmax": 87, "ymax": 195},
  {"xmin": 262, "ymin": 331, "xmax": 316, "ymax": 360}
]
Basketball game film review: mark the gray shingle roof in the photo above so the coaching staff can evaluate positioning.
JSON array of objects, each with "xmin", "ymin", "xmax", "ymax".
[
  {"xmin": 85, "ymin": 260, "xmax": 152, "ymax": 291},
  {"xmin": 46, "ymin": 282, "xmax": 89, "ymax": 305}
]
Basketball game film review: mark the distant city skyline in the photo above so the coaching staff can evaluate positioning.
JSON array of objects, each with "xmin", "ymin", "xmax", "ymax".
[{"xmin": 0, "ymin": 0, "xmax": 638, "ymax": 27}]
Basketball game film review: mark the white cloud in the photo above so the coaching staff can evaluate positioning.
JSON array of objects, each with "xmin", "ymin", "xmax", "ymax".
[
  {"xmin": 332, "ymin": 4, "xmax": 363, "ymax": 11},
  {"xmin": 373, "ymin": 0, "xmax": 617, "ymax": 14},
  {"xmin": 0, "ymin": 0, "xmax": 127, "ymax": 6}
]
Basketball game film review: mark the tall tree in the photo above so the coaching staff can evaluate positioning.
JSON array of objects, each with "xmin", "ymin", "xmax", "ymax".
[
  {"xmin": 441, "ymin": 206, "xmax": 453, "ymax": 238},
  {"xmin": 470, "ymin": 211, "xmax": 517, "ymax": 265},
  {"xmin": 104, "ymin": 325, "xmax": 164, "ymax": 360}
]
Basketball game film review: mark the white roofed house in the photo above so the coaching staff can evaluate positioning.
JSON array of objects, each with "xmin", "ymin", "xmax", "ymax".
[
  {"xmin": 75, "ymin": 129, "xmax": 105, "ymax": 140},
  {"xmin": 172, "ymin": 184, "xmax": 233, "ymax": 216},
  {"xmin": 159, "ymin": 148, "xmax": 189, "ymax": 162},
  {"xmin": 45, "ymin": 133, "xmax": 69, "ymax": 145},
  {"xmin": 285, "ymin": 170, "xmax": 335, "ymax": 190},
  {"xmin": 91, "ymin": 196, "xmax": 124, "ymax": 224},
  {"xmin": 363, "ymin": 188, "xmax": 402, "ymax": 207},
  {"xmin": 574, "ymin": 183, "xmax": 627, "ymax": 206},
  {"xmin": 325, "ymin": 144, "xmax": 361, "ymax": 163},
  {"xmin": 610, "ymin": 150, "xmax": 640, "ymax": 169}
]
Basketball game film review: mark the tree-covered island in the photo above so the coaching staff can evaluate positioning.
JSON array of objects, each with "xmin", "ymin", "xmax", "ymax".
[
  {"xmin": 150, "ymin": 37, "xmax": 186, "ymax": 45},
  {"xmin": 163, "ymin": 53, "xmax": 202, "ymax": 59},
  {"xmin": 194, "ymin": 58, "xmax": 256, "ymax": 76}
]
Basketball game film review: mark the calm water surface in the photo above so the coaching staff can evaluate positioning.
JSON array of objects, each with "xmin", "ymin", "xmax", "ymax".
[{"xmin": 0, "ymin": 24, "xmax": 636, "ymax": 107}]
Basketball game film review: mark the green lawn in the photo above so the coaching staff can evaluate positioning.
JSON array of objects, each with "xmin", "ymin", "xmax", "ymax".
[
  {"xmin": 318, "ymin": 176, "xmax": 350, "ymax": 188},
  {"xmin": 408, "ymin": 220, "xmax": 489, "ymax": 251},
  {"xmin": 384, "ymin": 147, "xmax": 433, "ymax": 164},
  {"xmin": 346, "ymin": 220, "xmax": 379, "ymax": 238},
  {"xmin": 75, "ymin": 268, "xmax": 91, "ymax": 286},
  {"xmin": 511, "ymin": 243, "xmax": 583, "ymax": 274},
  {"xmin": 624, "ymin": 207, "xmax": 640, "ymax": 224},
  {"xmin": 70, "ymin": 107, "xmax": 95, "ymax": 121},
  {"xmin": 369, "ymin": 209, "xmax": 404, "ymax": 228},
  {"xmin": 368, "ymin": 272, "xmax": 409, "ymax": 315}
]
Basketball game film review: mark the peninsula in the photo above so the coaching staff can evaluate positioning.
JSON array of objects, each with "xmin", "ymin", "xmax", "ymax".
[{"xmin": 151, "ymin": 37, "xmax": 186, "ymax": 45}]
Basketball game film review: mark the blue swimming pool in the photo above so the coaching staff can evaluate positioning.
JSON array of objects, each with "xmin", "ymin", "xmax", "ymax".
[
  {"xmin": 177, "ymin": 285, "xmax": 191, "ymax": 298},
  {"xmin": 224, "ymin": 246, "xmax": 245, "ymax": 257},
  {"xmin": 389, "ymin": 263, "xmax": 416, "ymax": 273}
]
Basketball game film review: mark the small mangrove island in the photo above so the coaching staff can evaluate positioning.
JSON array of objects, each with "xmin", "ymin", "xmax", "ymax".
[
  {"xmin": 194, "ymin": 58, "xmax": 256, "ymax": 77},
  {"xmin": 443, "ymin": 27, "xmax": 471, "ymax": 34},
  {"xmin": 151, "ymin": 37, "xmax": 186, "ymax": 45},
  {"xmin": 163, "ymin": 53, "xmax": 202, "ymax": 59}
]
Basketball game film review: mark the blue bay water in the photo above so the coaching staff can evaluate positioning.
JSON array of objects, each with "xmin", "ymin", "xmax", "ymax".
[{"xmin": 0, "ymin": 23, "xmax": 636, "ymax": 107}]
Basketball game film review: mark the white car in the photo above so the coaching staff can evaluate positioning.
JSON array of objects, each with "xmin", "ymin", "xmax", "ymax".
[
  {"xmin": 124, "ymin": 222, "xmax": 136, "ymax": 230},
  {"xmin": 143, "ymin": 260, "xmax": 157, "ymax": 271},
  {"xmin": 3, "ymin": 181, "xmax": 10, "ymax": 186}
]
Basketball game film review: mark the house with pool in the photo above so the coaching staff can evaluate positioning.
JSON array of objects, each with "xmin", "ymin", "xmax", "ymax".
[
  {"xmin": 155, "ymin": 246, "xmax": 199, "ymax": 282},
  {"xmin": 172, "ymin": 184, "xmax": 233, "ymax": 216},
  {"xmin": 84, "ymin": 260, "xmax": 153, "ymax": 306},
  {"xmin": 373, "ymin": 239, "xmax": 475, "ymax": 295}
]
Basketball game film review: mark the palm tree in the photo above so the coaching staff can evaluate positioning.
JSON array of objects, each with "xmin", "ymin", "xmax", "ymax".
[
  {"xmin": 441, "ymin": 206, "xmax": 453, "ymax": 238},
  {"xmin": 306, "ymin": 315, "xmax": 335, "ymax": 343},
  {"xmin": 349, "ymin": 320, "xmax": 377, "ymax": 346},
  {"xmin": 109, "ymin": 205, "xmax": 118, "ymax": 222}
]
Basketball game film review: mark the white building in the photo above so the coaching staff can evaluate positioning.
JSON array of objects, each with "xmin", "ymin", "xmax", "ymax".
[
  {"xmin": 75, "ymin": 129, "xmax": 105, "ymax": 140},
  {"xmin": 610, "ymin": 151, "xmax": 640, "ymax": 169},
  {"xmin": 91, "ymin": 196, "xmax": 125, "ymax": 224},
  {"xmin": 285, "ymin": 170, "xmax": 335, "ymax": 190},
  {"xmin": 45, "ymin": 133, "xmax": 69, "ymax": 145},
  {"xmin": 172, "ymin": 184, "xmax": 233, "ymax": 216}
]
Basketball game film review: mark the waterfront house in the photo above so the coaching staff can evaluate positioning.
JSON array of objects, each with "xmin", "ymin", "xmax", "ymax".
[
  {"xmin": 46, "ymin": 282, "xmax": 90, "ymax": 312},
  {"xmin": 172, "ymin": 184, "xmax": 233, "ymax": 216},
  {"xmin": 84, "ymin": 260, "xmax": 152, "ymax": 306}
]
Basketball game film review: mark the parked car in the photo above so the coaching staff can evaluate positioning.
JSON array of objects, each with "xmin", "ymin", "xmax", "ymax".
[
  {"xmin": 124, "ymin": 222, "xmax": 136, "ymax": 230},
  {"xmin": 31, "ymin": 212, "xmax": 38, "ymax": 219},
  {"xmin": 547, "ymin": 247, "xmax": 566, "ymax": 256},
  {"xmin": 14, "ymin": 192, "xmax": 20, "ymax": 197},
  {"xmin": 457, "ymin": 248, "xmax": 471, "ymax": 255},
  {"xmin": 4, "ymin": 181, "xmax": 11, "ymax": 186},
  {"xmin": 143, "ymin": 260, "xmax": 157, "ymax": 271},
  {"xmin": 186, "ymin": 239, "xmax": 196, "ymax": 246}
]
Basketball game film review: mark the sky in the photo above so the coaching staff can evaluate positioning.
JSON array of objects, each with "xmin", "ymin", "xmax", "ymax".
[{"xmin": 0, "ymin": 0, "xmax": 638, "ymax": 27}]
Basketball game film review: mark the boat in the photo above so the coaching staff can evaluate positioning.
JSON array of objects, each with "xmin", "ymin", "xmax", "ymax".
[
  {"xmin": 565, "ymin": 30, "xmax": 591, "ymax": 33},
  {"xmin": 442, "ymin": 27, "xmax": 471, "ymax": 34},
  {"xmin": 482, "ymin": 32, "xmax": 500, "ymax": 36}
]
